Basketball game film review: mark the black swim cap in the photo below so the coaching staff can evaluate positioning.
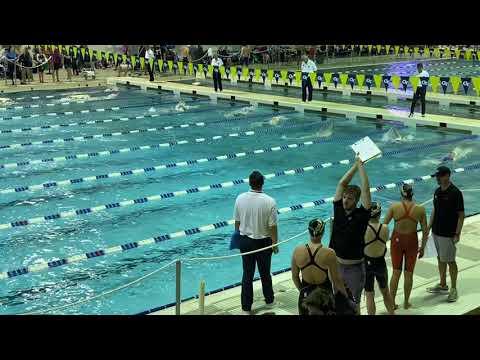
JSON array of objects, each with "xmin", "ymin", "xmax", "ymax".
[{"xmin": 308, "ymin": 219, "xmax": 325, "ymax": 237}]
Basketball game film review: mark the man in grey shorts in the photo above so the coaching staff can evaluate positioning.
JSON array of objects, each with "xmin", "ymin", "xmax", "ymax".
[
  {"xmin": 329, "ymin": 155, "xmax": 372, "ymax": 314},
  {"xmin": 427, "ymin": 166, "xmax": 464, "ymax": 302}
]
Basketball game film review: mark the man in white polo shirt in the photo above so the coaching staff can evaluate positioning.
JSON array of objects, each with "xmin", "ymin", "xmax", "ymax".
[
  {"xmin": 301, "ymin": 54, "xmax": 317, "ymax": 102},
  {"xmin": 234, "ymin": 170, "xmax": 279, "ymax": 315}
]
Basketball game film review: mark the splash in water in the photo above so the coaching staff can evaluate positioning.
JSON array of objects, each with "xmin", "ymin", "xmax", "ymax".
[
  {"xmin": 381, "ymin": 127, "xmax": 415, "ymax": 143},
  {"xmin": 224, "ymin": 105, "xmax": 257, "ymax": 118},
  {"xmin": 148, "ymin": 107, "xmax": 157, "ymax": 113},
  {"xmin": 281, "ymin": 120, "xmax": 333, "ymax": 140},
  {"xmin": 440, "ymin": 147, "xmax": 472, "ymax": 163},
  {"xmin": 0, "ymin": 97, "xmax": 14, "ymax": 107}
]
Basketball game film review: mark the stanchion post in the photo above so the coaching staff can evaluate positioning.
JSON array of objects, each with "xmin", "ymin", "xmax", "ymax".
[
  {"xmin": 175, "ymin": 260, "xmax": 181, "ymax": 315},
  {"xmin": 198, "ymin": 280, "xmax": 205, "ymax": 315}
]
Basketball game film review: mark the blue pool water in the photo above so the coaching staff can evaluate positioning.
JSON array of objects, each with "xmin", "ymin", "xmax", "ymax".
[{"xmin": 0, "ymin": 85, "xmax": 479, "ymax": 315}]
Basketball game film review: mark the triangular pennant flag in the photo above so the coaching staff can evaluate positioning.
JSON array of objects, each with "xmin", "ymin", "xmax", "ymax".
[
  {"xmin": 66, "ymin": 45, "xmax": 70, "ymax": 55},
  {"xmin": 51, "ymin": 45, "xmax": 56, "ymax": 52},
  {"xmin": 73, "ymin": 47, "xmax": 78, "ymax": 59},
  {"xmin": 450, "ymin": 76, "xmax": 461, "ymax": 94},
  {"xmin": 455, "ymin": 49, "xmax": 461, "ymax": 59},
  {"xmin": 177, "ymin": 61, "xmax": 183, "ymax": 74},
  {"xmin": 188, "ymin": 62, "xmax": 194, "ymax": 75},
  {"xmin": 140, "ymin": 57, "xmax": 145, "ymax": 70},
  {"xmin": 58, "ymin": 45, "xmax": 63, "ymax": 54},
  {"xmin": 339, "ymin": 73, "xmax": 348, "ymax": 87},
  {"xmin": 382, "ymin": 75, "xmax": 391, "ymax": 92},
  {"xmin": 197, "ymin": 63, "xmax": 203, "ymax": 76},
  {"xmin": 376, "ymin": 45, "xmax": 381, "ymax": 54},
  {"xmin": 309, "ymin": 72, "xmax": 316, "ymax": 84},
  {"xmin": 472, "ymin": 77, "xmax": 480, "ymax": 97},
  {"xmin": 122, "ymin": 54, "xmax": 127, "ymax": 64},
  {"xmin": 368, "ymin": 45, "xmax": 373, "ymax": 54},
  {"xmin": 430, "ymin": 76, "xmax": 440, "ymax": 93},
  {"xmin": 410, "ymin": 76, "xmax": 420, "ymax": 90},
  {"xmin": 105, "ymin": 51, "xmax": 110, "ymax": 62},
  {"xmin": 331, "ymin": 73, "xmax": 340, "ymax": 88},
  {"xmin": 373, "ymin": 74, "xmax": 382, "ymax": 89},
  {"xmin": 316, "ymin": 71, "xmax": 324, "ymax": 87},
  {"xmin": 96, "ymin": 50, "xmax": 102, "ymax": 61},
  {"xmin": 280, "ymin": 70, "xmax": 288, "ymax": 83},
  {"xmin": 88, "ymin": 48, "xmax": 94, "ymax": 60},
  {"xmin": 386, "ymin": 45, "xmax": 391, "ymax": 54},
  {"xmin": 131, "ymin": 55, "xmax": 137, "ymax": 69},
  {"xmin": 414, "ymin": 47, "xmax": 419, "ymax": 56},
  {"xmin": 295, "ymin": 71, "xmax": 302, "ymax": 86},
  {"xmin": 254, "ymin": 68, "xmax": 261, "ymax": 82},
  {"xmin": 400, "ymin": 76, "xmax": 409, "ymax": 92},
  {"xmin": 356, "ymin": 74, "xmax": 365, "ymax": 88},
  {"xmin": 80, "ymin": 47, "xmax": 86, "ymax": 60},
  {"xmin": 260, "ymin": 69, "xmax": 267, "ymax": 84},
  {"xmin": 113, "ymin": 52, "xmax": 118, "ymax": 65},
  {"xmin": 440, "ymin": 77, "xmax": 450, "ymax": 94},
  {"xmin": 267, "ymin": 69, "xmax": 274, "ymax": 82},
  {"xmin": 461, "ymin": 77, "xmax": 471, "ymax": 95},
  {"xmin": 273, "ymin": 70, "xmax": 281, "ymax": 83},
  {"xmin": 208, "ymin": 65, "xmax": 214, "ymax": 77},
  {"xmin": 237, "ymin": 66, "xmax": 243, "ymax": 81},
  {"xmin": 167, "ymin": 60, "xmax": 173, "ymax": 72},
  {"xmin": 365, "ymin": 74, "xmax": 374, "ymax": 90},
  {"xmin": 347, "ymin": 73, "xmax": 356, "ymax": 89},
  {"xmin": 287, "ymin": 71, "xmax": 295, "ymax": 85},
  {"xmin": 203, "ymin": 64, "xmax": 208, "ymax": 78},
  {"xmin": 323, "ymin": 72, "xmax": 332, "ymax": 86},
  {"xmin": 391, "ymin": 75, "xmax": 400, "ymax": 90},
  {"xmin": 149, "ymin": 58, "xmax": 154, "ymax": 70},
  {"xmin": 466, "ymin": 49, "xmax": 472, "ymax": 60},
  {"xmin": 219, "ymin": 66, "xmax": 225, "ymax": 78}
]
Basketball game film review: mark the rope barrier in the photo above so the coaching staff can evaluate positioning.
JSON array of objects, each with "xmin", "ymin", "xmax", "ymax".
[
  {"xmin": 1, "ymin": 133, "xmax": 473, "ymax": 202},
  {"xmin": 19, "ymin": 229, "xmax": 310, "ymax": 315},
  {"xmin": 2, "ymin": 162, "xmax": 480, "ymax": 281},
  {"xmin": 3, "ymin": 56, "xmax": 52, "ymax": 69}
]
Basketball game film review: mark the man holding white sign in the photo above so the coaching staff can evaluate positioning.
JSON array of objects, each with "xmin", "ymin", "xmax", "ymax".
[{"xmin": 329, "ymin": 150, "xmax": 373, "ymax": 314}]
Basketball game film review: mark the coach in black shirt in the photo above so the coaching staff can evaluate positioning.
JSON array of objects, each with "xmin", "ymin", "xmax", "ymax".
[
  {"xmin": 329, "ymin": 155, "xmax": 372, "ymax": 314},
  {"xmin": 427, "ymin": 166, "xmax": 464, "ymax": 303}
]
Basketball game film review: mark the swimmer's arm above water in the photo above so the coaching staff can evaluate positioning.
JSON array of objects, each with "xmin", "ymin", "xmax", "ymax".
[{"xmin": 334, "ymin": 162, "xmax": 358, "ymax": 202}]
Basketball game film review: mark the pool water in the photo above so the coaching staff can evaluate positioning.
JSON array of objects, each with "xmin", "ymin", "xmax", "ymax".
[{"xmin": 0, "ymin": 85, "xmax": 479, "ymax": 315}]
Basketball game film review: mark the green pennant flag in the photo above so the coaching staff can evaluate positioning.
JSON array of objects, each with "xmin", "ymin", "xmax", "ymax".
[
  {"xmin": 89, "ymin": 48, "xmax": 94, "ymax": 60},
  {"xmin": 66, "ymin": 45, "xmax": 70, "ymax": 55},
  {"xmin": 96, "ymin": 50, "xmax": 103, "ymax": 60},
  {"xmin": 51, "ymin": 45, "xmax": 56, "ymax": 52},
  {"xmin": 367, "ymin": 45, "xmax": 372, "ymax": 54},
  {"xmin": 356, "ymin": 74, "xmax": 365, "ymax": 88},
  {"xmin": 122, "ymin": 54, "xmax": 127, "ymax": 64},
  {"xmin": 73, "ymin": 47, "xmax": 78, "ymax": 59},
  {"xmin": 386, "ymin": 45, "xmax": 391, "ymax": 54},
  {"xmin": 445, "ymin": 48, "xmax": 451, "ymax": 58},
  {"xmin": 472, "ymin": 77, "xmax": 480, "ymax": 96},
  {"xmin": 178, "ymin": 61, "xmax": 184, "ymax": 74},
  {"xmin": 105, "ymin": 51, "xmax": 110, "ymax": 62},
  {"xmin": 80, "ymin": 47, "xmax": 86, "ymax": 60},
  {"xmin": 267, "ymin": 69, "xmax": 274, "ymax": 82},
  {"xmin": 455, "ymin": 49, "xmax": 461, "ymax": 59},
  {"xmin": 373, "ymin": 74, "xmax": 383, "ymax": 89},
  {"xmin": 450, "ymin": 76, "xmax": 461, "ymax": 94},
  {"xmin": 466, "ymin": 49, "xmax": 472, "ymax": 60},
  {"xmin": 413, "ymin": 47, "xmax": 419, "ymax": 56},
  {"xmin": 376, "ymin": 45, "xmax": 381, "ymax": 54},
  {"xmin": 208, "ymin": 65, "xmax": 214, "ymax": 76},
  {"xmin": 410, "ymin": 77, "xmax": 419, "ymax": 90},
  {"xmin": 198, "ymin": 63, "xmax": 204, "ymax": 74},
  {"xmin": 220, "ymin": 66, "xmax": 226, "ymax": 77},
  {"xmin": 324, "ymin": 72, "xmax": 332, "ymax": 85},
  {"xmin": 391, "ymin": 75, "xmax": 400, "ymax": 90},
  {"xmin": 242, "ymin": 67, "xmax": 249, "ymax": 79},
  {"xmin": 255, "ymin": 68, "xmax": 262, "ymax": 82},
  {"xmin": 309, "ymin": 72, "xmax": 316, "ymax": 84},
  {"xmin": 149, "ymin": 58, "xmax": 154, "ymax": 70},
  {"xmin": 339, "ymin": 73, "xmax": 348, "ymax": 87},
  {"xmin": 167, "ymin": 60, "xmax": 173, "ymax": 72},
  {"xmin": 131, "ymin": 55, "xmax": 137, "ymax": 69},
  {"xmin": 140, "ymin": 57, "xmax": 145, "ymax": 70},
  {"xmin": 430, "ymin": 76, "xmax": 440, "ymax": 93},
  {"xmin": 280, "ymin": 70, "xmax": 288, "ymax": 82},
  {"xmin": 188, "ymin": 62, "xmax": 193, "ymax": 75},
  {"xmin": 394, "ymin": 46, "xmax": 400, "ymax": 55},
  {"xmin": 158, "ymin": 59, "xmax": 163, "ymax": 71},
  {"xmin": 433, "ymin": 48, "xmax": 440, "ymax": 58},
  {"xmin": 58, "ymin": 45, "xmax": 63, "ymax": 54},
  {"xmin": 113, "ymin": 53, "xmax": 118, "ymax": 65}
]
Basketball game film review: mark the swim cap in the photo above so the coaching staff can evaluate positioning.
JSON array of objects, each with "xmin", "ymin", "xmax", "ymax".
[
  {"xmin": 370, "ymin": 202, "xmax": 381, "ymax": 218},
  {"xmin": 400, "ymin": 183, "xmax": 414, "ymax": 198},
  {"xmin": 308, "ymin": 219, "xmax": 325, "ymax": 237}
]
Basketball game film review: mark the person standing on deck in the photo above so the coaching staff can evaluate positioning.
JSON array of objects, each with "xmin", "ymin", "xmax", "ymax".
[
  {"xmin": 234, "ymin": 171, "xmax": 279, "ymax": 315},
  {"xmin": 145, "ymin": 45, "xmax": 155, "ymax": 82},
  {"xmin": 300, "ymin": 54, "xmax": 317, "ymax": 102},
  {"xmin": 211, "ymin": 53, "xmax": 223, "ymax": 92},
  {"xmin": 329, "ymin": 155, "xmax": 372, "ymax": 314},
  {"xmin": 426, "ymin": 166, "xmax": 464, "ymax": 303},
  {"xmin": 409, "ymin": 63, "xmax": 429, "ymax": 118}
]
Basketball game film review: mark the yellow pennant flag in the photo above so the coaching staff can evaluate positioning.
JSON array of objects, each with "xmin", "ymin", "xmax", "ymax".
[
  {"xmin": 445, "ymin": 48, "xmax": 451, "ymax": 58},
  {"xmin": 88, "ymin": 48, "xmax": 93, "ymax": 60},
  {"xmin": 80, "ymin": 47, "xmax": 86, "ymax": 60},
  {"xmin": 51, "ymin": 45, "xmax": 56, "ymax": 52},
  {"xmin": 413, "ymin": 47, "xmax": 419, "ymax": 56},
  {"xmin": 368, "ymin": 45, "xmax": 372, "ymax": 54},
  {"xmin": 113, "ymin": 53, "xmax": 118, "ymax": 65},
  {"xmin": 339, "ymin": 73, "xmax": 348, "ymax": 87},
  {"xmin": 324, "ymin": 72, "xmax": 332, "ymax": 85},
  {"xmin": 58, "ymin": 45, "xmax": 63, "ymax": 54},
  {"xmin": 149, "ymin": 58, "xmax": 154, "ymax": 70},
  {"xmin": 267, "ymin": 69, "xmax": 274, "ymax": 82},
  {"xmin": 198, "ymin": 63, "xmax": 204, "ymax": 74},
  {"xmin": 472, "ymin": 77, "xmax": 480, "ymax": 96},
  {"xmin": 433, "ymin": 48, "xmax": 440, "ymax": 58},
  {"xmin": 310, "ymin": 72, "xmax": 316, "ymax": 84},
  {"xmin": 455, "ymin": 49, "xmax": 461, "ymax": 59},
  {"xmin": 255, "ymin": 68, "xmax": 262, "ymax": 82},
  {"xmin": 391, "ymin": 75, "xmax": 400, "ymax": 90},
  {"xmin": 66, "ymin": 45, "xmax": 70, "ymax": 55},
  {"xmin": 376, "ymin": 45, "xmax": 381, "ymax": 54},
  {"xmin": 97, "ymin": 50, "xmax": 103, "ymax": 60},
  {"xmin": 158, "ymin": 59, "xmax": 164, "ymax": 71},
  {"xmin": 243, "ymin": 67, "xmax": 250, "ymax": 79},
  {"xmin": 167, "ymin": 60, "xmax": 173, "ymax": 72},
  {"xmin": 131, "ymin": 56, "xmax": 137, "ymax": 69},
  {"xmin": 208, "ymin": 65, "xmax": 214, "ymax": 76},
  {"xmin": 450, "ymin": 76, "xmax": 461, "ymax": 94},
  {"xmin": 410, "ymin": 77, "xmax": 419, "ymax": 90},
  {"xmin": 430, "ymin": 76, "xmax": 440, "ymax": 93},
  {"xmin": 386, "ymin": 45, "xmax": 391, "ymax": 54},
  {"xmin": 122, "ymin": 54, "xmax": 127, "ymax": 63},
  {"xmin": 394, "ymin": 46, "xmax": 400, "ymax": 55},
  {"xmin": 105, "ymin": 51, "xmax": 110, "ymax": 62},
  {"xmin": 188, "ymin": 62, "xmax": 193, "ymax": 75},
  {"xmin": 466, "ymin": 49, "xmax": 472, "ymax": 60},
  {"xmin": 356, "ymin": 74, "xmax": 365, "ymax": 88},
  {"xmin": 73, "ymin": 47, "xmax": 78, "ymax": 59},
  {"xmin": 373, "ymin": 74, "xmax": 382, "ymax": 89},
  {"xmin": 140, "ymin": 57, "xmax": 145, "ymax": 70}
]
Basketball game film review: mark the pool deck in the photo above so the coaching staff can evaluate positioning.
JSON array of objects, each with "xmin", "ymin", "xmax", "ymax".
[
  {"xmin": 149, "ymin": 214, "xmax": 480, "ymax": 316},
  {"xmin": 108, "ymin": 77, "xmax": 480, "ymax": 135}
]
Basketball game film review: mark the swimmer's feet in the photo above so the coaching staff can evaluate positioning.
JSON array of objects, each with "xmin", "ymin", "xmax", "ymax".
[
  {"xmin": 404, "ymin": 302, "xmax": 413, "ymax": 310},
  {"xmin": 408, "ymin": 112, "xmax": 414, "ymax": 118}
]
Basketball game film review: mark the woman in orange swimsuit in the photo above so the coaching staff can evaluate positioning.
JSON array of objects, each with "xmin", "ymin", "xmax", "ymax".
[{"xmin": 383, "ymin": 184, "xmax": 429, "ymax": 310}]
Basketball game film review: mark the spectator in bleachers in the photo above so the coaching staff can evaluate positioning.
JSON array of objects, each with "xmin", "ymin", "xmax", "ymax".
[
  {"xmin": 426, "ymin": 166, "xmax": 464, "ymax": 303},
  {"xmin": 383, "ymin": 184, "xmax": 429, "ymax": 310}
]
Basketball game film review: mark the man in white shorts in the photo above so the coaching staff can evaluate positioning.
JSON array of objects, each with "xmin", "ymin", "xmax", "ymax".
[{"xmin": 427, "ymin": 166, "xmax": 464, "ymax": 302}]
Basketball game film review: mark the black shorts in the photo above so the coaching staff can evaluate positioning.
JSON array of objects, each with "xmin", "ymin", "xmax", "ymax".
[{"xmin": 364, "ymin": 256, "xmax": 388, "ymax": 292}]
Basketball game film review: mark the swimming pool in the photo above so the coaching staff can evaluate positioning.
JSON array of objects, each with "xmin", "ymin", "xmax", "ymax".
[{"xmin": 0, "ymin": 85, "xmax": 479, "ymax": 315}]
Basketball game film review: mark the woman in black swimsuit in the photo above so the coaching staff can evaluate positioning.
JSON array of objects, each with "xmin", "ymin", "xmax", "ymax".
[{"xmin": 291, "ymin": 219, "xmax": 356, "ymax": 315}]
